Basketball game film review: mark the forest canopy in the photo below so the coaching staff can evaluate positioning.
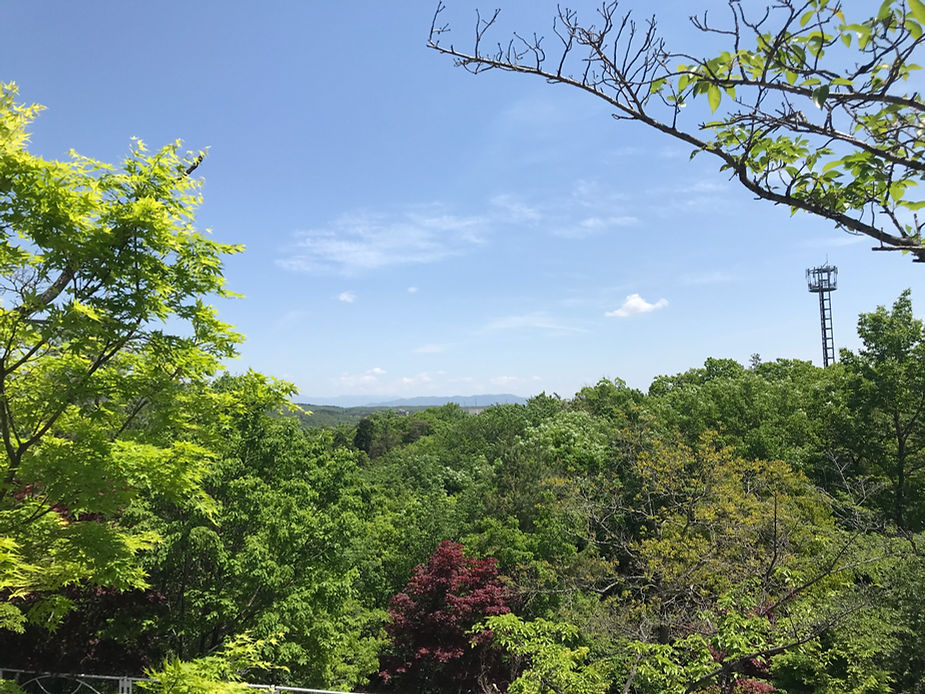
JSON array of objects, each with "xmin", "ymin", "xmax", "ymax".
[{"xmin": 3, "ymin": 31, "xmax": 925, "ymax": 693}]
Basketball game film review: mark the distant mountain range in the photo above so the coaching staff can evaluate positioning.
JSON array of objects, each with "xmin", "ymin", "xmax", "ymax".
[
  {"xmin": 369, "ymin": 394, "xmax": 527, "ymax": 407},
  {"xmin": 300, "ymin": 394, "xmax": 527, "ymax": 408}
]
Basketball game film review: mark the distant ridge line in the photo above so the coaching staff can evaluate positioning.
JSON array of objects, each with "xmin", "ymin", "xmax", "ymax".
[
  {"xmin": 295, "ymin": 393, "xmax": 528, "ymax": 409},
  {"xmin": 369, "ymin": 393, "xmax": 527, "ymax": 407}
]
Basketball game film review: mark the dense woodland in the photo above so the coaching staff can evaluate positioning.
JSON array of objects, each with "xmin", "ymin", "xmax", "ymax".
[
  {"xmin": 4, "ymin": 0, "xmax": 925, "ymax": 689},
  {"xmin": 3, "ymin": 289, "xmax": 925, "ymax": 694}
]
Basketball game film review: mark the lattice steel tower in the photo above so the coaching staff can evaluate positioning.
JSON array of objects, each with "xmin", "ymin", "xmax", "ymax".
[{"xmin": 806, "ymin": 264, "xmax": 838, "ymax": 367}]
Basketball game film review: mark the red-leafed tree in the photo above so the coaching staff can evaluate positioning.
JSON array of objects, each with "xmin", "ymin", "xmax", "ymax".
[{"xmin": 378, "ymin": 540, "xmax": 512, "ymax": 693}]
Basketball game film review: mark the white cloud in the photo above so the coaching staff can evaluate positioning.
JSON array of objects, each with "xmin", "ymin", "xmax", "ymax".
[
  {"xmin": 407, "ymin": 286, "xmax": 419, "ymax": 293},
  {"xmin": 490, "ymin": 375, "xmax": 520, "ymax": 386},
  {"xmin": 682, "ymin": 180, "xmax": 727, "ymax": 194},
  {"xmin": 656, "ymin": 145, "xmax": 688, "ymax": 159},
  {"xmin": 608, "ymin": 145, "xmax": 644, "ymax": 158},
  {"xmin": 400, "ymin": 372, "xmax": 434, "ymax": 387},
  {"xmin": 800, "ymin": 234, "xmax": 865, "ymax": 248},
  {"xmin": 414, "ymin": 344, "xmax": 446, "ymax": 354},
  {"xmin": 483, "ymin": 311, "xmax": 588, "ymax": 334},
  {"xmin": 553, "ymin": 215, "xmax": 639, "ymax": 239},
  {"xmin": 570, "ymin": 179, "xmax": 628, "ymax": 208},
  {"xmin": 336, "ymin": 367, "xmax": 387, "ymax": 389},
  {"xmin": 491, "ymin": 194, "xmax": 541, "ymax": 223},
  {"xmin": 338, "ymin": 291, "xmax": 357, "ymax": 303},
  {"xmin": 279, "ymin": 208, "xmax": 485, "ymax": 275},
  {"xmin": 606, "ymin": 293, "xmax": 669, "ymax": 318},
  {"xmin": 609, "ymin": 145, "xmax": 683, "ymax": 160}
]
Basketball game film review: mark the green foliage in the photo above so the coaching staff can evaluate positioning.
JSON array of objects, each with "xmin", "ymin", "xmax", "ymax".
[
  {"xmin": 647, "ymin": 357, "xmax": 825, "ymax": 471},
  {"xmin": 141, "ymin": 633, "xmax": 278, "ymax": 694},
  {"xmin": 0, "ymin": 681, "xmax": 26, "ymax": 694},
  {"xmin": 294, "ymin": 404, "xmax": 399, "ymax": 429},
  {"xmin": 0, "ymin": 82, "xmax": 241, "ymax": 629},
  {"xmin": 136, "ymin": 375, "xmax": 382, "ymax": 688},
  {"xmin": 570, "ymin": 378, "xmax": 643, "ymax": 424},
  {"xmin": 0, "ymin": 164, "xmax": 919, "ymax": 694},
  {"xmin": 485, "ymin": 614, "xmax": 613, "ymax": 694},
  {"xmin": 840, "ymin": 289, "xmax": 925, "ymax": 529},
  {"xmin": 670, "ymin": 0, "xmax": 925, "ymax": 255}
]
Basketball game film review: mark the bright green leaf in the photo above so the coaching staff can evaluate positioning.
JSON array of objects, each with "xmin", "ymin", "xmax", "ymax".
[
  {"xmin": 707, "ymin": 84, "xmax": 722, "ymax": 112},
  {"xmin": 910, "ymin": 0, "xmax": 925, "ymax": 25}
]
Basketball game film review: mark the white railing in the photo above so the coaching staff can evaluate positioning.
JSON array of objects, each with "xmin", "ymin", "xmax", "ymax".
[{"xmin": 0, "ymin": 669, "xmax": 364, "ymax": 694}]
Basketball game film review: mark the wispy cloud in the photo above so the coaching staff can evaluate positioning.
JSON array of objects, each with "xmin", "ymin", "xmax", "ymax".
[
  {"xmin": 414, "ymin": 344, "xmax": 446, "ymax": 354},
  {"xmin": 279, "ymin": 208, "xmax": 485, "ymax": 275},
  {"xmin": 338, "ymin": 291, "xmax": 357, "ymax": 303},
  {"xmin": 607, "ymin": 145, "xmax": 685, "ymax": 160},
  {"xmin": 570, "ymin": 179, "xmax": 628, "ymax": 208},
  {"xmin": 336, "ymin": 367, "xmax": 387, "ymax": 389},
  {"xmin": 680, "ymin": 180, "xmax": 728, "ymax": 194},
  {"xmin": 483, "ymin": 311, "xmax": 588, "ymax": 334},
  {"xmin": 553, "ymin": 215, "xmax": 639, "ymax": 239},
  {"xmin": 489, "ymin": 180, "xmax": 636, "ymax": 239},
  {"xmin": 282, "ymin": 182, "xmax": 643, "ymax": 278},
  {"xmin": 275, "ymin": 309, "xmax": 308, "ymax": 329},
  {"xmin": 400, "ymin": 372, "xmax": 435, "ymax": 387},
  {"xmin": 644, "ymin": 177, "xmax": 739, "ymax": 215},
  {"xmin": 491, "ymin": 194, "xmax": 542, "ymax": 223},
  {"xmin": 606, "ymin": 293, "xmax": 669, "ymax": 318},
  {"xmin": 800, "ymin": 233, "xmax": 866, "ymax": 248},
  {"xmin": 331, "ymin": 368, "xmax": 450, "ymax": 395},
  {"xmin": 608, "ymin": 145, "xmax": 644, "ymax": 158},
  {"xmin": 407, "ymin": 286, "xmax": 419, "ymax": 293},
  {"xmin": 656, "ymin": 145, "xmax": 690, "ymax": 159}
]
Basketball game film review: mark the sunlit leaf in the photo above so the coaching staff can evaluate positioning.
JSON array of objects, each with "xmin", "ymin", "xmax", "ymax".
[{"xmin": 707, "ymin": 84, "xmax": 722, "ymax": 112}]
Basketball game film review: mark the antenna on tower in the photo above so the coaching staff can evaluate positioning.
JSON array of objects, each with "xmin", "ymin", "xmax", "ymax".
[{"xmin": 806, "ymin": 264, "xmax": 838, "ymax": 367}]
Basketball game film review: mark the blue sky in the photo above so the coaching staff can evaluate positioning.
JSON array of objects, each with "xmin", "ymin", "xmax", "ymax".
[{"xmin": 4, "ymin": 1, "xmax": 922, "ymax": 403}]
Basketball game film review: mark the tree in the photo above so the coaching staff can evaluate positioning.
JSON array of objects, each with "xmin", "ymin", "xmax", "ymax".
[
  {"xmin": 483, "ymin": 614, "xmax": 613, "ymax": 694},
  {"xmin": 429, "ymin": 0, "xmax": 925, "ymax": 261},
  {"xmin": 0, "ymin": 82, "xmax": 241, "ymax": 631},
  {"xmin": 135, "ymin": 375, "xmax": 382, "ymax": 688},
  {"xmin": 539, "ymin": 430, "xmax": 886, "ymax": 693},
  {"xmin": 840, "ymin": 289, "xmax": 925, "ymax": 530},
  {"xmin": 646, "ymin": 357, "xmax": 827, "ymax": 474},
  {"xmin": 379, "ymin": 540, "xmax": 512, "ymax": 693}
]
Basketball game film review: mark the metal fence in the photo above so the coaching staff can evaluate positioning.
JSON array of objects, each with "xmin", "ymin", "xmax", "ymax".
[{"xmin": 0, "ymin": 670, "xmax": 362, "ymax": 694}]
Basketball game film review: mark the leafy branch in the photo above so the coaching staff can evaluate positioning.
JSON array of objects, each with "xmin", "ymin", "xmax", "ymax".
[{"xmin": 429, "ymin": 0, "xmax": 925, "ymax": 261}]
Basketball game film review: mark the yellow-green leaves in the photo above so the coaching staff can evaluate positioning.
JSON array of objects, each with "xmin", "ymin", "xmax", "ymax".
[
  {"xmin": 707, "ymin": 84, "xmax": 722, "ymax": 112},
  {"xmin": 910, "ymin": 0, "xmax": 925, "ymax": 24},
  {"xmin": 70, "ymin": 298, "xmax": 102, "ymax": 321},
  {"xmin": 0, "ymin": 82, "xmax": 245, "ymax": 630},
  {"xmin": 485, "ymin": 614, "xmax": 613, "ymax": 694}
]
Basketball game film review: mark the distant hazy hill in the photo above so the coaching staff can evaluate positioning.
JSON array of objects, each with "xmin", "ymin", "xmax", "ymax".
[
  {"xmin": 293, "ymin": 404, "xmax": 397, "ymax": 428},
  {"xmin": 293, "ymin": 394, "xmax": 529, "ymax": 428},
  {"xmin": 369, "ymin": 394, "xmax": 527, "ymax": 407}
]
